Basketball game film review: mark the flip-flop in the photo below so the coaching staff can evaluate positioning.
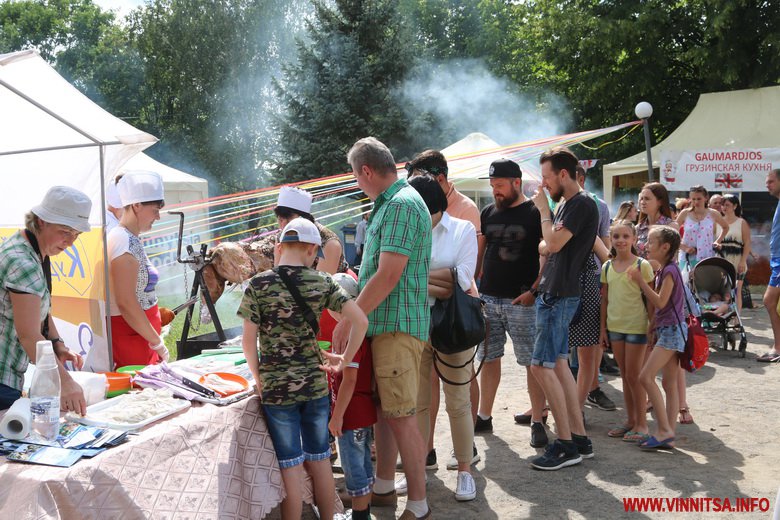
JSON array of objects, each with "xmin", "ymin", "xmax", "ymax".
[
  {"xmin": 623, "ymin": 431, "xmax": 651, "ymax": 443},
  {"xmin": 757, "ymin": 351, "xmax": 780, "ymax": 363},
  {"xmin": 608, "ymin": 425, "xmax": 632, "ymax": 438},
  {"xmin": 639, "ymin": 436, "xmax": 675, "ymax": 450}
]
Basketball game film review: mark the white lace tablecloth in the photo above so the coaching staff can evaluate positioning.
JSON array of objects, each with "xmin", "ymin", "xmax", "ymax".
[{"xmin": 0, "ymin": 395, "xmax": 338, "ymax": 519}]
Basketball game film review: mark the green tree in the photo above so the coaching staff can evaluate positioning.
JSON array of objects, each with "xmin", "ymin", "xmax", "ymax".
[
  {"xmin": 130, "ymin": 0, "xmax": 311, "ymax": 193},
  {"xmin": 274, "ymin": 0, "xmax": 425, "ymax": 182}
]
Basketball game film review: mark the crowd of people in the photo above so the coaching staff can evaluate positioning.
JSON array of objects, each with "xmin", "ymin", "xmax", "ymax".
[
  {"xmin": 3, "ymin": 136, "xmax": 780, "ymax": 520},
  {"xmin": 234, "ymin": 132, "xmax": 780, "ymax": 520}
]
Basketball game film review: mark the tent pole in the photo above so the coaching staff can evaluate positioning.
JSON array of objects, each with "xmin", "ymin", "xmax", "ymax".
[
  {"xmin": 0, "ymin": 141, "xmax": 122, "ymax": 156},
  {"xmin": 100, "ymin": 144, "xmax": 114, "ymax": 371}
]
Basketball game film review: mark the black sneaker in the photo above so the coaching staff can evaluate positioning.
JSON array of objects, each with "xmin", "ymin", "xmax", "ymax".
[
  {"xmin": 587, "ymin": 388, "xmax": 617, "ymax": 411},
  {"xmin": 530, "ymin": 440, "xmax": 582, "ymax": 471},
  {"xmin": 530, "ymin": 422, "xmax": 548, "ymax": 448},
  {"xmin": 474, "ymin": 415, "xmax": 493, "ymax": 434},
  {"xmin": 425, "ymin": 448, "xmax": 438, "ymax": 470},
  {"xmin": 572, "ymin": 434, "xmax": 594, "ymax": 459}
]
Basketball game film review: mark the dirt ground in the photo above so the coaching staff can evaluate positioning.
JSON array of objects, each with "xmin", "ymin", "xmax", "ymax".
[{"xmin": 339, "ymin": 300, "xmax": 779, "ymax": 520}]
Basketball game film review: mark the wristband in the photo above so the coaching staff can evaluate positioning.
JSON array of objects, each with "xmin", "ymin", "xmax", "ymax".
[
  {"xmin": 49, "ymin": 337, "xmax": 64, "ymax": 345},
  {"xmin": 541, "ymin": 218, "xmax": 552, "ymax": 224}
]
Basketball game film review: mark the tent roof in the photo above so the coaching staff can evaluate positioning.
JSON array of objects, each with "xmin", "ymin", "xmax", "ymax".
[
  {"xmin": 602, "ymin": 85, "xmax": 780, "ymax": 203},
  {"xmin": 441, "ymin": 132, "xmax": 542, "ymax": 194},
  {"xmin": 123, "ymin": 153, "xmax": 208, "ymax": 192},
  {"xmin": 0, "ymin": 49, "xmax": 156, "ymax": 226}
]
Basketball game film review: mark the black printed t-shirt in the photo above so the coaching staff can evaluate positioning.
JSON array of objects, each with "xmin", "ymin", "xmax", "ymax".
[
  {"xmin": 539, "ymin": 191, "xmax": 599, "ymax": 297},
  {"xmin": 479, "ymin": 200, "xmax": 542, "ymax": 298}
]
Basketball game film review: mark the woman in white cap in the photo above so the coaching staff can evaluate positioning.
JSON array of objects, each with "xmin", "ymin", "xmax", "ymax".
[
  {"xmin": 0, "ymin": 186, "xmax": 89, "ymax": 414},
  {"xmin": 108, "ymin": 170, "xmax": 170, "ymax": 368},
  {"xmin": 274, "ymin": 186, "xmax": 349, "ymax": 275}
]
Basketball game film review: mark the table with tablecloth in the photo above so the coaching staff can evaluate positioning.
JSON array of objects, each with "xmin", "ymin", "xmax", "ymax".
[{"xmin": 0, "ymin": 395, "xmax": 339, "ymax": 519}]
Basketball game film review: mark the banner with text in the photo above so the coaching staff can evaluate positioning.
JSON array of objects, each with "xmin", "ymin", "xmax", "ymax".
[{"xmin": 660, "ymin": 149, "xmax": 779, "ymax": 192}]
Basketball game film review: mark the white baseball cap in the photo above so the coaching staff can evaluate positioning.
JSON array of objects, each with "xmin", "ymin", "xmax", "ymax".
[
  {"xmin": 332, "ymin": 273, "xmax": 359, "ymax": 298},
  {"xmin": 118, "ymin": 170, "xmax": 164, "ymax": 206},
  {"xmin": 31, "ymin": 186, "xmax": 92, "ymax": 233},
  {"xmin": 280, "ymin": 217, "xmax": 322, "ymax": 246},
  {"xmin": 277, "ymin": 186, "xmax": 313, "ymax": 214}
]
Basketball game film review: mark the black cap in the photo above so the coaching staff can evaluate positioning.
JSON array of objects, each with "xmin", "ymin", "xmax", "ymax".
[{"xmin": 480, "ymin": 159, "xmax": 522, "ymax": 179}]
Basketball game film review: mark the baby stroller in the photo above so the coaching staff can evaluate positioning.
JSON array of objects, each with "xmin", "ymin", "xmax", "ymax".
[{"xmin": 689, "ymin": 257, "xmax": 748, "ymax": 357}]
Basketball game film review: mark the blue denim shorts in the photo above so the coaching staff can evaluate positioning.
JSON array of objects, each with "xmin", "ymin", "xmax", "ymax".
[
  {"xmin": 531, "ymin": 294, "xmax": 581, "ymax": 368},
  {"xmin": 337, "ymin": 427, "xmax": 375, "ymax": 496},
  {"xmin": 654, "ymin": 324, "xmax": 688, "ymax": 353},
  {"xmin": 770, "ymin": 257, "xmax": 780, "ymax": 288},
  {"xmin": 476, "ymin": 295, "xmax": 537, "ymax": 365},
  {"xmin": 262, "ymin": 395, "xmax": 331, "ymax": 469},
  {"xmin": 608, "ymin": 331, "xmax": 648, "ymax": 344}
]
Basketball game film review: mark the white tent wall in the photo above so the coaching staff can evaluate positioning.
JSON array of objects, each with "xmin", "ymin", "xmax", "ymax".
[
  {"xmin": 0, "ymin": 50, "xmax": 157, "ymax": 372},
  {"xmin": 602, "ymin": 86, "xmax": 780, "ymax": 205}
]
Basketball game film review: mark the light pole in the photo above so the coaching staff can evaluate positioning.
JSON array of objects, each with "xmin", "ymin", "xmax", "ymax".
[{"xmin": 635, "ymin": 101, "xmax": 654, "ymax": 182}]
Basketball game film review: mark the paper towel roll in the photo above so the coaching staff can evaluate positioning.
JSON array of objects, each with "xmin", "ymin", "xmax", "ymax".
[{"xmin": 0, "ymin": 397, "xmax": 31, "ymax": 440}]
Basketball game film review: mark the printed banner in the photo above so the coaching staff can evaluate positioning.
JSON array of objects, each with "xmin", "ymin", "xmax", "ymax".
[{"xmin": 660, "ymin": 149, "xmax": 779, "ymax": 192}]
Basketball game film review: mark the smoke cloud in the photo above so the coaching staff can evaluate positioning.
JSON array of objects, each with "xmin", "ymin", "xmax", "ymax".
[{"xmin": 396, "ymin": 59, "xmax": 571, "ymax": 147}]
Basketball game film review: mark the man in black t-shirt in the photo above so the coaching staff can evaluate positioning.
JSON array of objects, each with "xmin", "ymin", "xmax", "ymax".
[
  {"xmin": 473, "ymin": 159, "xmax": 548, "ymax": 447},
  {"xmin": 529, "ymin": 147, "xmax": 598, "ymax": 471}
]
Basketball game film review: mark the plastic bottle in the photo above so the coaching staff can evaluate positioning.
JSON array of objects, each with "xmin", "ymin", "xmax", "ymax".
[{"xmin": 29, "ymin": 341, "xmax": 61, "ymax": 441}]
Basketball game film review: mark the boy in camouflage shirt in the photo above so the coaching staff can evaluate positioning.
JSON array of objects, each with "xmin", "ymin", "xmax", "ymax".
[{"xmin": 239, "ymin": 217, "xmax": 368, "ymax": 520}]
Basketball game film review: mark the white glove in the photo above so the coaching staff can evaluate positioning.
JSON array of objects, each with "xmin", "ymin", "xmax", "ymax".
[{"xmin": 150, "ymin": 341, "xmax": 170, "ymax": 362}]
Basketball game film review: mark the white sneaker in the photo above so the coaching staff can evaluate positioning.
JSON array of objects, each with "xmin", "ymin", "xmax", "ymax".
[
  {"xmin": 455, "ymin": 471, "xmax": 477, "ymax": 501},
  {"xmin": 446, "ymin": 445, "xmax": 481, "ymax": 470},
  {"xmin": 395, "ymin": 475, "xmax": 408, "ymax": 495},
  {"xmin": 333, "ymin": 511, "xmax": 352, "ymax": 520},
  {"xmin": 394, "ymin": 474, "xmax": 428, "ymax": 496}
]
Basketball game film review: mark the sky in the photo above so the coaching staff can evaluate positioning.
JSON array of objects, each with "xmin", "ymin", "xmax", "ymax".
[{"xmin": 93, "ymin": 0, "xmax": 145, "ymax": 18}]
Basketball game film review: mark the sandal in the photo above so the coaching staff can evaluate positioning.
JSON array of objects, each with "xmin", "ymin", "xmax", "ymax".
[
  {"xmin": 679, "ymin": 407, "xmax": 694, "ymax": 425},
  {"xmin": 608, "ymin": 425, "xmax": 632, "ymax": 438},
  {"xmin": 623, "ymin": 431, "xmax": 651, "ymax": 443}
]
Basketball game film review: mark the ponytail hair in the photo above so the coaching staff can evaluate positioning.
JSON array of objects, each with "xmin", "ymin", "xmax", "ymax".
[{"xmin": 648, "ymin": 225, "xmax": 681, "ymax": 267}]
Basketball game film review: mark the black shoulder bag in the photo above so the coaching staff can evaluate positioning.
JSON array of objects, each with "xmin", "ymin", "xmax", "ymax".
[
  {"xmin": 430, "ymin": 268, "xmax": 488, "ymax": 386},
  {"xmin": 275, "ymin": 267, "xmax": 320, "ymax": 336}
]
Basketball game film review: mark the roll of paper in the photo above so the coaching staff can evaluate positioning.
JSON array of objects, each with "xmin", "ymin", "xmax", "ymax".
[{"xmin": 0, "ymin": 397, "xmax": 32, "ymax": 440}]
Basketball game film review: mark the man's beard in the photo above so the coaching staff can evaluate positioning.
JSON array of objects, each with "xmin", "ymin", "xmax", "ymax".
[
  {"xmin": 495, "ymin": 188, "xmax": 520, "ymax": 209},
  {"xmin": 549, "ymin": 186, "xmax": 564, "ymax": 203}
]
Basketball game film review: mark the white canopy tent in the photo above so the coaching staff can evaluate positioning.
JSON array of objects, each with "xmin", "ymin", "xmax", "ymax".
[
  {"xmin": 0, "ymin": 49, "xmax": 157, "ymax": 371},
  {"xmin": 602, "ymin": 86, "xmax": 780, "ymax": 204},
  {"xmin": 123, "ymin": 152, "xmax": 208, "ymax": 209},
  {"xmin": 441, "ymin": 132, "xmax": 543, "ymax": 205}
]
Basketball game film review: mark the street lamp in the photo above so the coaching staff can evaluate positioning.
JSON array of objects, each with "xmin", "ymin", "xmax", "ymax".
[{"xmin": 635, "ymin": 101, "xmax": 654, "ymax": 182}]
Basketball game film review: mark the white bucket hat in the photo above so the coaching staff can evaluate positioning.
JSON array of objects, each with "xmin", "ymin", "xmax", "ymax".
[
  {"xmin": 31, "ymin": 186, "xmax": 92, "ymax": 233},
  {"xmin": 118, "ymin": 170, "xmax": 164, "ymax": 206},
  {"xmin": 276, "ymin": 186, "xmax": 312, "ymax": 214}
]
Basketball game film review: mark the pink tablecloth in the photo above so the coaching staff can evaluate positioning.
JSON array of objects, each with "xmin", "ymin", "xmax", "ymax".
[{"xmin": 0, "ymin": 396, "xmax": 338, "ymax": 519}]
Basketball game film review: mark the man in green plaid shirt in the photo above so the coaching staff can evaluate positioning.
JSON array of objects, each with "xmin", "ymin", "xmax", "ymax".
[{"xmin": 333, "ymin": 137, "xmax": 432, "ymax": 519}]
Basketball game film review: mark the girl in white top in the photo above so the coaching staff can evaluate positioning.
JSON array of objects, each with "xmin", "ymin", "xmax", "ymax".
[
  {"xmin": 599, "ymin": 220, "xmax": 654, "ymax": 442},
  {"xmin": 676, "ymin": 185, "xmax": 729, "ymax": 267},
  {"xmin": 719, "ymin": 194, "xmax": 752, "ymax": 311}
]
